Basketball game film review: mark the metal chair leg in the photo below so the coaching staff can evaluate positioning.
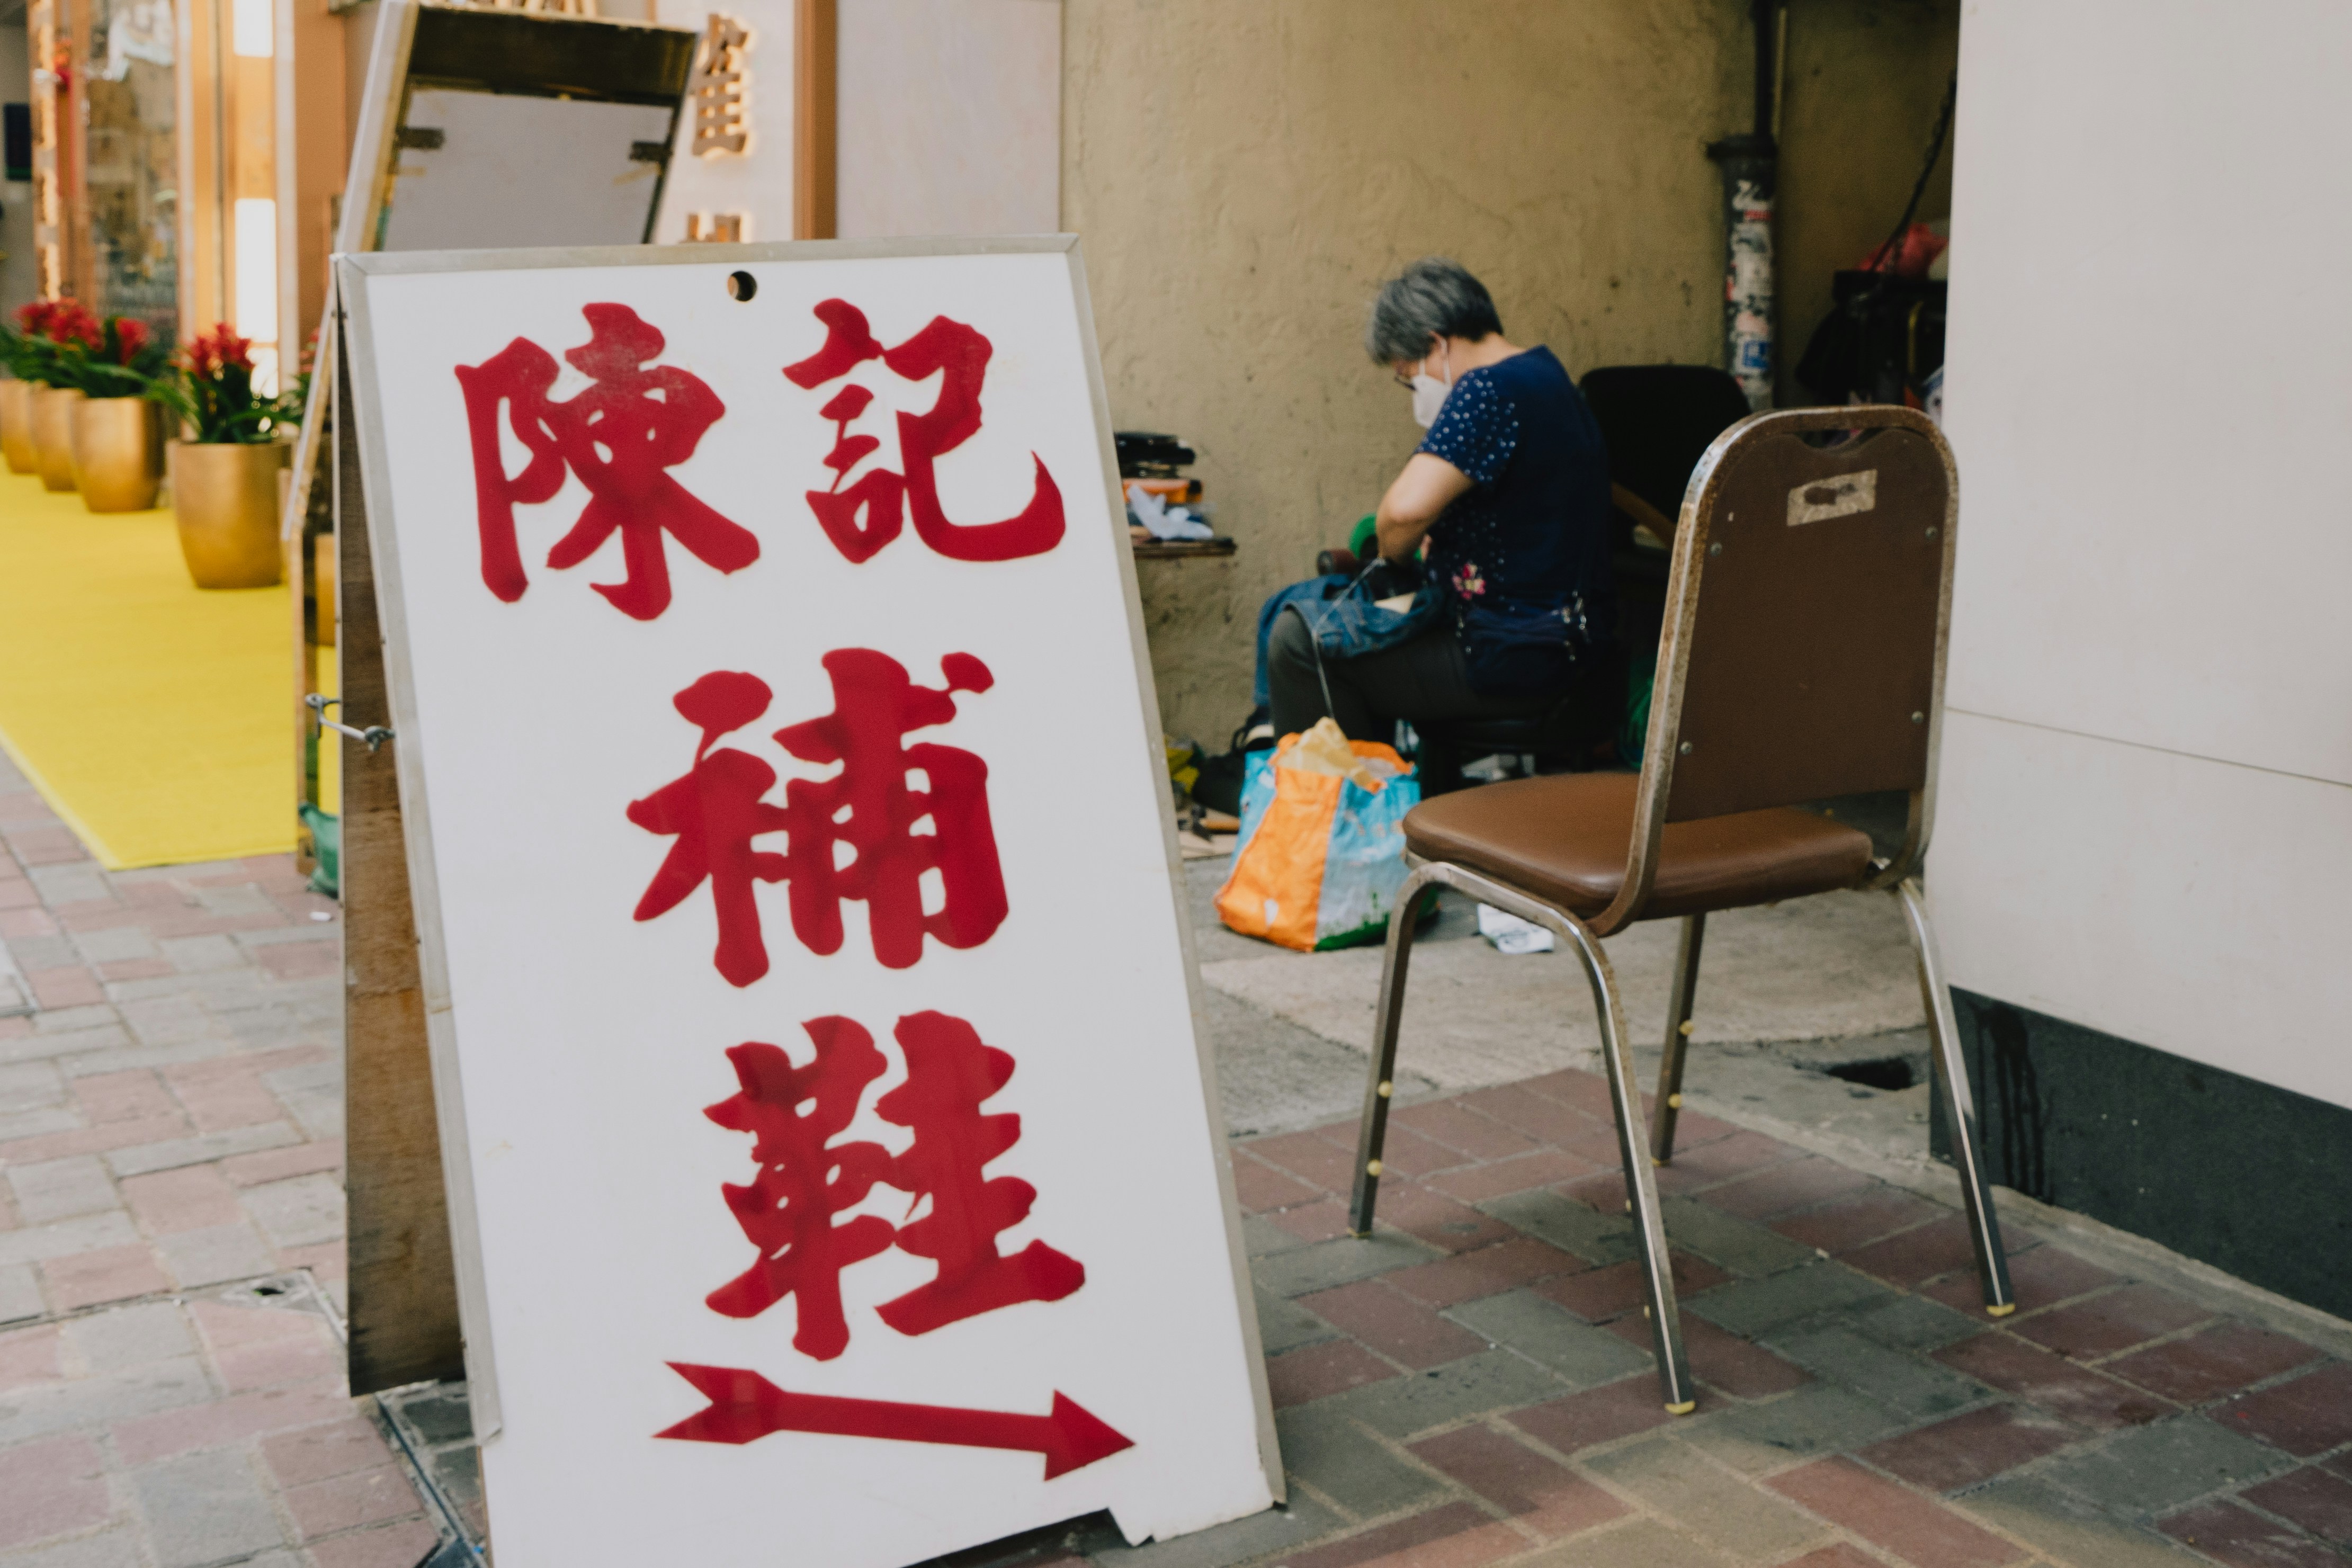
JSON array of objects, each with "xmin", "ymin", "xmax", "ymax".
[
  {"xmin": 1649, "ymin": 912, "xmax": 1706, "ymax": 1163},
  {"xmin": 1559, "ymin": 913, "xmax": 1695, "ymax": 1412},
  {"xmin": 1894, "ymin": 879, "xmax": 2016, "ymax": 1316},
  {"xmin": 1346, "ymin": 861, "xmax": 1694, "ymax": 1410},
  {"xmin": 1348, "ymin": 867, "xmax": 1441, "ymax": 1235}
]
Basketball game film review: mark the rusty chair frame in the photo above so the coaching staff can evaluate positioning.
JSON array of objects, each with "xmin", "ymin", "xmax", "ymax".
[{"xmin": 1345, "ymin": 406, "xmax": 2014, "ymax": 1414}]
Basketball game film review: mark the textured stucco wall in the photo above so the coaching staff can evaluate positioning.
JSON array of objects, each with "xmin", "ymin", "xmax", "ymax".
[{"xmin": 1063, "ymin": 0, "xmax": 1957, "ymax": 746}]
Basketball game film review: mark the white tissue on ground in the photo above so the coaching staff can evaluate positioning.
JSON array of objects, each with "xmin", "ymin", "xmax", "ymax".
[
  {"xmin": 1129, "ymin": 488, "xmax": 1214, "ymax": 541},
  {"xmin": 1476, "ymin": 903, "xmax": 1556, "ymax": 955}
]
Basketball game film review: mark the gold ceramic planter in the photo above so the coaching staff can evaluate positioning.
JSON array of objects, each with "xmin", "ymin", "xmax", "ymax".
[
  {"xmin": 170, "ymin": 441, "xmax": 289, "ymax": 589},
  {"xmin": 33, "ymin": 386, "xmax": 84, "ymax": 491},
  {"xmin": 0, "ymin": 381, "xmax": 38, "ymax": 474},
  {"xmin": 69, "ymin": 397, "xmax": 164, "ymax": 512}
]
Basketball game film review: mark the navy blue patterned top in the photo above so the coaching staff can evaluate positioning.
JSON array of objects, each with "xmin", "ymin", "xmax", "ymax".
[{"xmin": 1416, "ymin": 346, "xmax": 1614, "ymax": 694}]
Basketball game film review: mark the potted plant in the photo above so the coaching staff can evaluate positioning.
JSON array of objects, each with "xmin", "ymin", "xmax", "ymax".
[
  {"xmin": 57, "ymin": 313, "xmax": 172, "ymax": 512},
  {"xmin": 0, "ymin": 303, "xmax": 61, "ymax": 475},
  {"xmin": 150, "ymin": 324, "xmax": 306, "ymax": 589},
  {"xmin": 11, "ymin": 301, "xmax": 102, "ymax": 491}
]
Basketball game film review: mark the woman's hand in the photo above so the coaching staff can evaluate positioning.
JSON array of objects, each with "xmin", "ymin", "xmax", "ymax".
[{"xmin": 1374, "ymin": 452, "xmax": 1472, "ymax": 562}]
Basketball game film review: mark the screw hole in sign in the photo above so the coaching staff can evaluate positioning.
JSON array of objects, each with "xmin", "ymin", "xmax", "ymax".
[{"xmin": 727, "ymin": 271, "xmax": 757, "ymax": 302}]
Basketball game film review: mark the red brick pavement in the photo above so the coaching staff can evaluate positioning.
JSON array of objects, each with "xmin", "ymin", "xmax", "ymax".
[{"xmin": 8, "ymin": 768, "xmax": 2350, "ymax": 1568}]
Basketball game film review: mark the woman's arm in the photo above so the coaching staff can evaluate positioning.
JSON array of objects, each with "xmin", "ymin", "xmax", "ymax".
[{"xmin": 1374, "ymin": 452, "xmax": 1473, "ymax": 562}]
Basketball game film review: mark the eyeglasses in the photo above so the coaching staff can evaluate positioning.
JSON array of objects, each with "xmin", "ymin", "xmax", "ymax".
[{"xmin": 1393, "ymin": 345, "xmax": 1445, "ymax": 388}]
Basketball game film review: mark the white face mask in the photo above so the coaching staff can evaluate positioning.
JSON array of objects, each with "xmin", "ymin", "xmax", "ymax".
[{"xmin": 1408, "ymin": 344, "xmax": 1453, "ymax": 428}]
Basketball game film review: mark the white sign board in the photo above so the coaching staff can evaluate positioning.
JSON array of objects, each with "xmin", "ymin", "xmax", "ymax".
[{"xmin": 338, "ymin": 238, "xmax": 1279, "ymax": 1566}]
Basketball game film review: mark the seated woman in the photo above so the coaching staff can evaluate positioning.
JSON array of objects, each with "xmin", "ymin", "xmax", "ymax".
[{"xmin": 1266, "ymin": 258, "xmax": 1615, "ymax": 745}]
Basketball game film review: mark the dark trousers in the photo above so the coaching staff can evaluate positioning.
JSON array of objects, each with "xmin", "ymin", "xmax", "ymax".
[{"xmin": 1266, "ymin": 608, "xmax": 1553, "ymax": 741}]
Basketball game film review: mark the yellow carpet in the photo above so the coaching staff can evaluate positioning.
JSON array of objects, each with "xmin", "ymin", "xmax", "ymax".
[{"xmin": 0, "ymin": 470, "xmax": 295, "ymax": 869}]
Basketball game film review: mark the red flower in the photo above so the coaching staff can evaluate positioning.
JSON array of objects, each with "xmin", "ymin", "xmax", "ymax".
[
  {"xmin": 183, "ymin": 323, "xmax": 254, "ymax": 379},
  {"xmin": 14, "ymin": 301, "xmax": 57, "ymax": 337},
  {"xmin": 45, "ymin": 303, "xmax": 102, "ymax": 349},
  {"xmin": 112, "ymin": 317, "xmax": 149, "ymax": 364}
]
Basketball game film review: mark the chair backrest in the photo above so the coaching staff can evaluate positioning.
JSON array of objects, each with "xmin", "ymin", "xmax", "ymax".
[
  {"xmin": 1598, "ymin": 406, "xmax": 1956, "ymax": 929},
  {"xmin": 1579, "ymin": 365, "xmax": 1756, "ymax": 530}
]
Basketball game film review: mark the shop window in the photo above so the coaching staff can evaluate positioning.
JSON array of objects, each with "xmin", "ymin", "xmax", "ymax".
[{"xmin": 86, "ymin": 0, "xmax": 177, "ymax": 343}]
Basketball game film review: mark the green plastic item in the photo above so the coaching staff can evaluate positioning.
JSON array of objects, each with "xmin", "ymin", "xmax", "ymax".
[
  {"xmin": 300, "ymin": 803, "xmax": 340, "ymax": 898},
  {"xmin": 1620, "ymin": 648, "xmax": 1658, "ymax": 766},
  {"xmin": 1349, "ymin": 513, "xmax": 1379, "ymax": 561}
]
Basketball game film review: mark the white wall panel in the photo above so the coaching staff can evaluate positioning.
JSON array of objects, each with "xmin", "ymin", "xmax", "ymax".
[
  {"xmin": 1943, "ymin": 2, "xmax": 2352, "ymax": 787},
  {"xmin": 1932, "ymin": 711, "xmax": 2352, "ymax": 1113},
  {"xmin": 1935, "ymin": 1, "xmax": 2352, "ymax": 1107},
  {"xmin": 837, "ymin": 0, "xmax": 1061, "ymax": 239}
]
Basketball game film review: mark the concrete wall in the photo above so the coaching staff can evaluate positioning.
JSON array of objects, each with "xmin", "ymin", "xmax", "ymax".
[
  {"xmin": 1062, "ymin": 0, "xmax": 1962, "ymax": 746},
  {"xmin": 1934, "ymin": 1, "xmax": 2352, "ymax": 1112}
]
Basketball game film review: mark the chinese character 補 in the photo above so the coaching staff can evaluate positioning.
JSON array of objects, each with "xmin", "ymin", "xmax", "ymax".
[
  {"xmin": 704, "ymin": 1011, "xmax": 1084, "ymax": 1359},
  {"xmin": 628, "ymin": 650, "xmax": 1008, "ymax": 984},
  {"xmin": 783, "ymin": 298, "xmax": 1066, "ymax": 565},
  {"xmin": 455, "ymin": 302, "xmax": 759, "ymax": 621},
  {"xmin": 687, "ymin": 13, "xmax": 752, "ymax": 157}
]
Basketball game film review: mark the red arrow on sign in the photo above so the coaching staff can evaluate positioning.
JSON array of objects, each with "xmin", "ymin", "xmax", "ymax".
[{"xmin": 655, "ymin": 1363, "xmax": 1136, "ymax": 1480}]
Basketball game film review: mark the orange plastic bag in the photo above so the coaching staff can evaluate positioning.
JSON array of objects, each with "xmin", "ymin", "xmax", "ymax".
[{"xmin": 1214, "ymin": 722, "xmax": 1418, "ymax": 952}]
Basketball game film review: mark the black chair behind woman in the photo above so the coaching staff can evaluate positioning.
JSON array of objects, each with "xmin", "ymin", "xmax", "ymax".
[{"xmin": 1577, "ymin": 364, "xmax": 1755, "ymax": 666}]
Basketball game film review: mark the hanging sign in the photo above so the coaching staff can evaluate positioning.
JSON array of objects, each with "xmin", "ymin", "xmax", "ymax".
[{"xmin": 337, "ymin": 238, "xmax": 1280, "ymax": 1566}]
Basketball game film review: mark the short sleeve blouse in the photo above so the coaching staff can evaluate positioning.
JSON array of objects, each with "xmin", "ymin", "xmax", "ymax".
[{"xmin": 1413, "ymin": 346, "xmax": 1615, "ymax": 674}]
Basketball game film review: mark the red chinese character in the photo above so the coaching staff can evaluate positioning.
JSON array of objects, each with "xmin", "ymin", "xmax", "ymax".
[
  {"xmin": 627, "ymin": 672, "xmax": 791, "ymax": 988},
  {"xmin": 873, "ymin": 1011, "xmax": 1084, "ymax": 1337},
  {"xmin": 703, "ymin": 1019, "xmax": 897, "ymax": 1361},
  {"xmin": 455, "ymin": 303, "xmax": 760, "ymax": 620},
  {"xmin": 783, "ymin": 298, "xmax": 1065, "ymax": 565},
  {"xmin": 772, "ymin": 649, "xmax": 1008, "ymax": 971},
  {"xmin": 629, "ymin": 653, "xmax": 1008, "ymax": 982}
]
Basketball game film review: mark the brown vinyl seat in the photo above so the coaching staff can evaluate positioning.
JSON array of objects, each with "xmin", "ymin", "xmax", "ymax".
[
  {"xmin": 1344, "ymin": 406, "xmax": 2015, "ymax": 1419},
  {"xmin": 1403, "ymin": 772, "xmax": 1873, "ymax": 920}
]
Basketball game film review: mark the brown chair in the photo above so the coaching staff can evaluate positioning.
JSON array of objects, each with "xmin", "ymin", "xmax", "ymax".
[{"xmin": 1346, "ymin": 406, "xmax": 2014, "ymax": 1413}]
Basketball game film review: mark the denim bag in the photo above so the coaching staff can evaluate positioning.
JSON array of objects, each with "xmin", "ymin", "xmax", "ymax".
[
  {"xmin": 1295, "ymin": 568, "xmax": 1443, "ymax": 664},
  {"xmin": 1251, "ymin": 560, "xmax": 1442, "ymax": 707}
]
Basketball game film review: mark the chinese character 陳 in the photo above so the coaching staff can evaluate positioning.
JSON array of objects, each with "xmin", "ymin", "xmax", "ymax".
[{"xmin": 455, "ymin": 303, "xmax": 759, "ymax": 620}]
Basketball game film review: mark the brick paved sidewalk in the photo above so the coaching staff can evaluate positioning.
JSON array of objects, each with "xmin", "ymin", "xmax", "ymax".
[
  {"xmin": 1179, "ymin": 1088, "xmax": 2352, "ymax": 1568},
  {"xmin": 0, "ymin": 760, "xmax": 467, "ymax": 1567},
  {"xmin": 7, "ymin": 741, "xmax": 2352, "ymax": 1568}
]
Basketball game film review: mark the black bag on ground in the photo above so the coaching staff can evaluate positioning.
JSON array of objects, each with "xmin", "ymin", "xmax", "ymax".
[{"xmin": 1191, "ymin": 706, "xmax": 1276, "ymax": 817}]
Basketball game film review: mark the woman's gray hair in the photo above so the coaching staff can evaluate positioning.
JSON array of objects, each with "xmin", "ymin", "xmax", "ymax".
[{"xmin": 1364, "ymin": 258, "xmax": 1504, "ymax": 364}]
